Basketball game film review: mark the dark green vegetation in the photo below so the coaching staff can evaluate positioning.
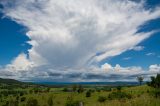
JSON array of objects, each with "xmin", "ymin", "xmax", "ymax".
[
  {"xmin": 0, "ymin": 74, "xmax": 160, "ymax": 106},
  {"xmin": 0, "ymin": 78, "xmax": 22, "ymax": 84}
]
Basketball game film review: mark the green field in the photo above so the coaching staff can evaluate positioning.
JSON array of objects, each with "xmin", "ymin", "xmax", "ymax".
[{"xmin": 0, "ymin": 83, "xmax": 160, "ymax": 106}]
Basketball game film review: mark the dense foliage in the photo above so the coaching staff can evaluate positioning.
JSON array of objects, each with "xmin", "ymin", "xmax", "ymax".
[
  {"xmin": 98, "ymin": 96, "xmax": 107, "ymax": 102},
  {"xmin": 147, "ymin": 74, "xmax": 160, "ymax": 88},
  {"xmin": 108, "ymin": 91, "xmax": 132, "ymax": 100}
]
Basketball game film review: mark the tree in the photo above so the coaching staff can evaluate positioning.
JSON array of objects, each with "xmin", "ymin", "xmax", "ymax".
[
  {"xmin": 148, "ymin": 74, "xmax": 160, "ymax": 88},
  {"xmin": 137, "ymin": 76, "xmax": 144, "ymax": 85},
  {"xmin": 46, "ymin": 87, "xmax": 50, "ymax": 92},
  {"xmin": 86, "ymin": 90, "xmax": 91, "ymax": 97},
  {"xmin": 147, "ymin": 74, "xmax": 160, "ymax": 98},
  {"xmin": 72, "ymin": 85, "xmax": 77, "ymax": 92},
  {"xmin": 117, "ymin": 86, "xmax": 122, "ymax": 92},
  {"xmin": 77, "ymin": 85, "xmax": 84, "ymax": 93}
]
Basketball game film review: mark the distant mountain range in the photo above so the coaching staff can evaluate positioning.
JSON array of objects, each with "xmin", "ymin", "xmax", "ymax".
[
  {"xmin": 33, "ymin": 81, "xmax": 140, "ymax": 86},
  {"xmin": 0, "ymin": 78, "xmax": 22, "ymax": 84},
  {"xmin": 0, "ymin": 78, "xmax": 141, "ymax": 86}
]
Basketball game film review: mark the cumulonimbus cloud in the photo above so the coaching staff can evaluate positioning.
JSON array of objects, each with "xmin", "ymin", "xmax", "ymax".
[{"xmin": 0, "ymin": 0, "xmax": 160, "ymax": 81}]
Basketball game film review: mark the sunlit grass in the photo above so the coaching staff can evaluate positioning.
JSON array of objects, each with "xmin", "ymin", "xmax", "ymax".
[{"xmin": 0, "ymin": 85, "xmax": 160, "ymax": 106}]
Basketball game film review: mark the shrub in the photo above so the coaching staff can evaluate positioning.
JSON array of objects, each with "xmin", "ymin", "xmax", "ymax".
[
  {"xmin": 29, "ymin": 90, "xmax": 33, "ymax": 94},
  {"xmin": 152, "ymin": 89, "xmax": 160, "ymax": 98},
  {"xmin": 16, "ymin": 96, "xmax": 19, "ymax": 101},
  {"xmin": 65, "ymin": 96, "xmax": 80, "ymax": 106},
  {"xmin": 98, "ymin": 96, "xmax": 106, "ymax": 103},
  {"xmin": 26, "ymin": 97, "xmax": 38, "ymax": 106},
  {"xmin": 21, "ymin": 97, "xmax": 26, "ymax": 102},
  {"xmin": 86, "ymin": 91, "xmax": 91, "ymax": 97},
  {"xmin": 103, "ymin": 87, "xmax": 111, "ymax": 92},
  {"xmin": 20, "ymin": 92, "xmax": 24, "ymax": 96},
  {"xmin": 96, "ymin": 89, "xmax": 101, "ymax": 92},
  {"xmin": 4, "ymin": 101, "xmax": 9, "ymax": 106},
  {"xmin": 77, "ymin": 85, "xmax": 84, "ymax": 93},
  {"xmin": 89, "ymin": 89, "xmax": 95, "ymax": 93},
  {"xmin": 117, "ymin": 86, "xmax": 122, "ymax": 91},
  {"xmin": 108, "ymin": 92, "xmax": 132, "ymax": 100},
  {"xmin": 63, "ymin": 87, "xmax": 68, "ymax": 92},
  {"xmin": 33, "ymin": 87, "xmax": 40, "ymax": 94},
  {"xmin": 9, "ymin": 99, "xmax": 19, "ymax": 106},
  {"xmin": 65, "ymin": 100, "xmax": 79, "ymax": 106}
]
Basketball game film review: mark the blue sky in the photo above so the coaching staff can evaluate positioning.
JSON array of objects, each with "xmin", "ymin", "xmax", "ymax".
[
  {"xmin": 100, "ymin": 17, "xmax": 160, "ymax": 69},
  {"xmin": 0, "ymin": 12, "xmax": 31, "ymax": 65},
  {"xmin": 0, "ymin": 0, "xmax": 160, "ymax": 82}
]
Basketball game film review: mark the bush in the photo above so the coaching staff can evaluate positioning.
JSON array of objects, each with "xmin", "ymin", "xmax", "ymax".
[
  {"xmin": 102, "ymin": 87, "xmax": 111, "ymax": 92},
  {"xmin": 108, "ymin": 92, "xmax": 132, "ymax": 100},
  {"xmin": 33, "ymin": 87, "xmax": 40, "ymax": 94},
  {"xmin": 152, "ymin": 89, "xmax": 160, "ymax": 98},
  {"xmin": 20, "ymin": 92, "xmax": 24, "ymax": 96},
  {"xmin": 26, "ymin": 97, "xmax": 38, "ymax": 106},
  {"xmin": 86, "ymin": 91, "xmax": 91, "ymax": 97},
  {"xmin": 96, "ymin": 89, "xmax": 101, "ymax": 92},
  {"xmin": 117, "ymin": 86, "xmax": 122, "ymax": 91},
  {"xmin": 63, "ymin": 87, "xmax": 69, "ymax": 92},
  {"xmin": 4, "ymin": 101, "xmax": 9, "ymax": 106},
  {"xmin": 98, "ymin": 96, "xmax": 106, "ymax": 103},
  {"xmin": 89, "ymin": 89, "xmax": 95, "ymax": 93},
  {"xmin": 16, "ymin": 96, "xmax": 19, "ymax": 101},
  {"xmin": 65, "ymin": 100, "xmax": 79, "ymax": 106},
  {"xmin": 29, "ymin": 90, "xmax": 33, "ymax": 94},
  {"xmin": 21, "ymin": 97, "xmax": 26, "ymax": 102},
  {"xmin": 8, "ymin": 99, "xmax": 19, "ymax": 106},
  {"xmin": 77, "ymin": 85, "xmax": 84, "ymax": 93},
  {"xmin": 65, "ymin": 96, "xmax": 80, "ymax": 106}
]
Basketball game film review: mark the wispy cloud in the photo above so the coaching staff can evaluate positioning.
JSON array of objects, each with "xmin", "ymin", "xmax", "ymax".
[
  {"xmin": 146, "ymin": 52, "xmax": 155, "ymax": 56},
  {"xmin": 123, "ymin": 57, "xmax": 132, "ymax": 60},
  {"xmin": 132, "ymin": 46, "xmax": 145, "ymax": 51}
]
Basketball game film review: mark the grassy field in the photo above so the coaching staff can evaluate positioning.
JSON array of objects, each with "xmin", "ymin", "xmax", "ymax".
[{"xmin": 0, "ymin": 84, "xmax": 160, "ymax": 106}]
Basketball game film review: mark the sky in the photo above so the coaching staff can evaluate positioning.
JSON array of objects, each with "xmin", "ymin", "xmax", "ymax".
[{"xmin": 0, "ymin": 0, "xmax": 160, "ymax": 82}]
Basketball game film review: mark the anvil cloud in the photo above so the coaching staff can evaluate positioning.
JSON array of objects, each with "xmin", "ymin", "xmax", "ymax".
[{"xmin": 0, "ymin": 0, "xmax": 160, "ymax": 81}]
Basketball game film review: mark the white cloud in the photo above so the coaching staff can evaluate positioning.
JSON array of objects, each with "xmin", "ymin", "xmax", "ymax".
[
  {"xmin": 6, "ymin": 53, "xmax": 35, "ymax": 72},
  {"xmin": 123, "ymin": 57, "xmax": 132, "ymax": 60},
  {"xmin": 146, "ymin": 52, "xmax": 155, "ymax": 56},
  {"xmin": 131, "ymin": 46, "xmax": 145, "ymax": 51},
  {"xmin": 101, "ymin": 63, "xmax": 113, "ymax": 71},
  {"xmin": 0, "ymin": 62, "xmax": 159, "ymax": 82},
  {"xmin": 149, "ymin": 64, "xmax": 160, "ymax": 72},
  {"xmin": 0, "ymin": 0, "xmax": 160, "ymax": 81}
]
